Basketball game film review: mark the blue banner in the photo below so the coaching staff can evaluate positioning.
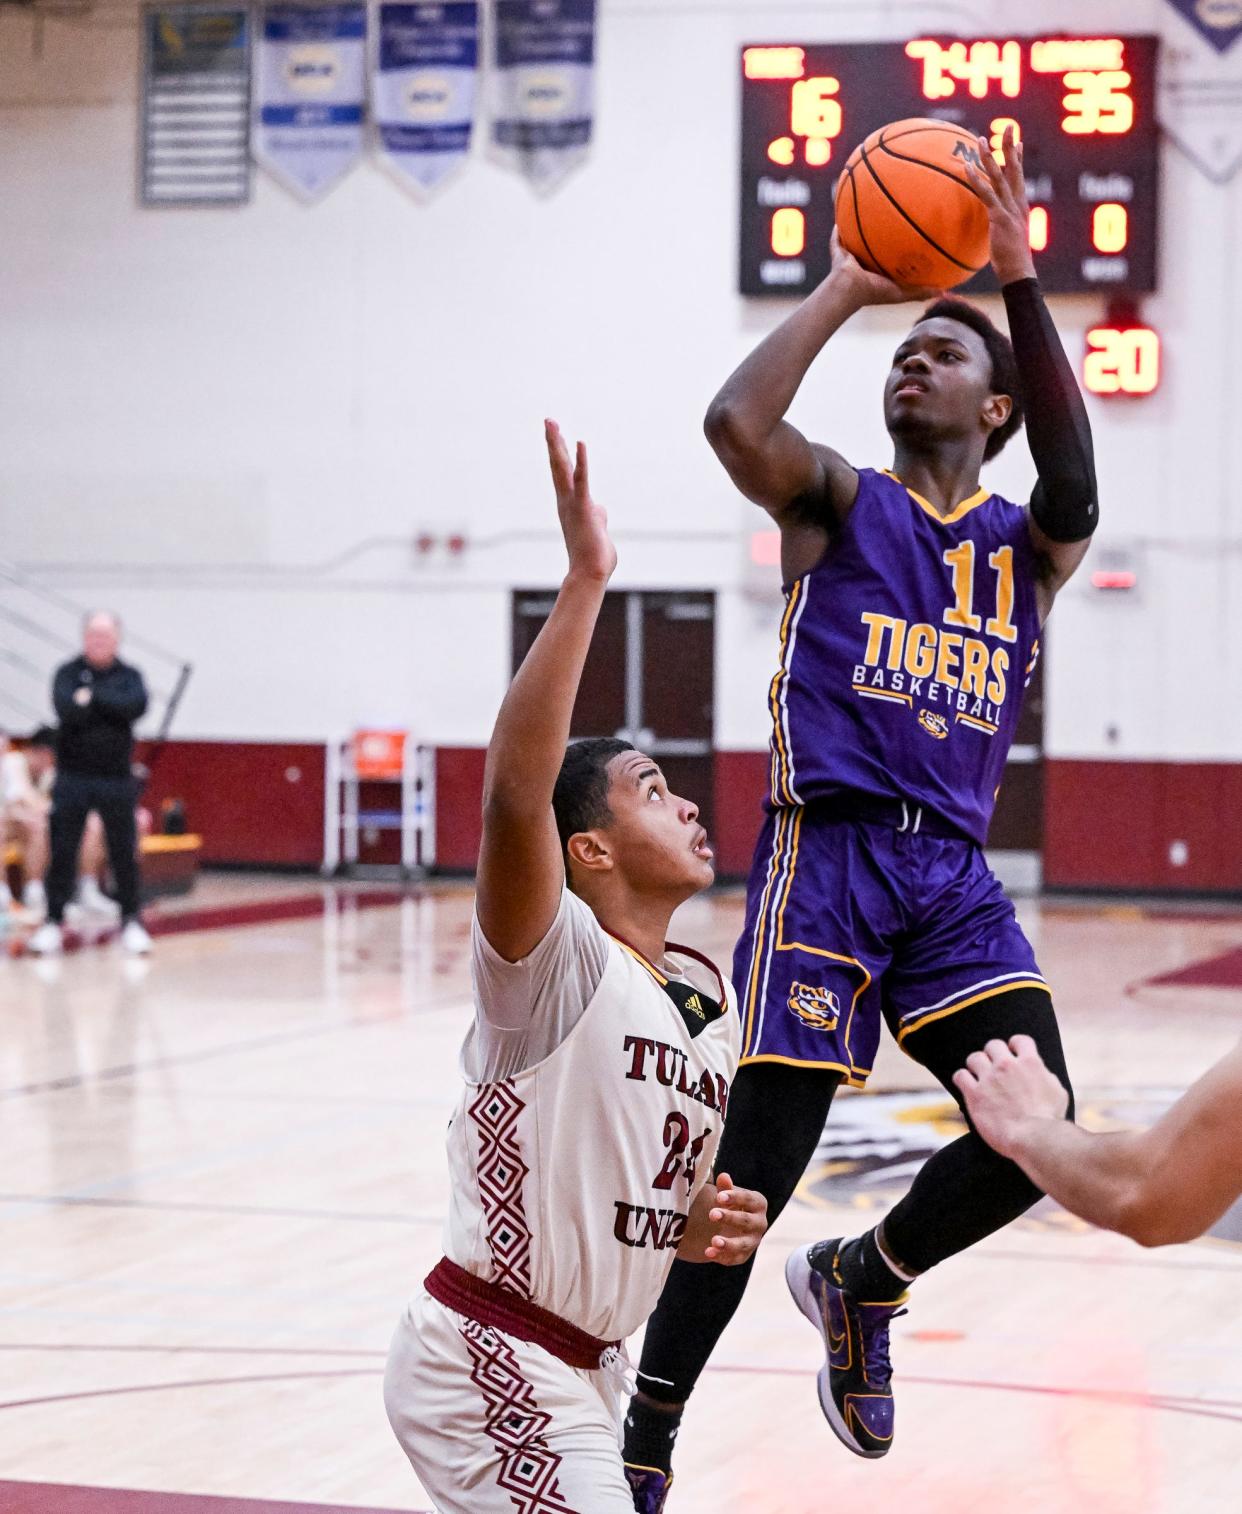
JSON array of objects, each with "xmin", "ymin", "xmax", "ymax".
[
  {"xmin": 491, "ymin": 0, "xmax": 596, "ymax": 191},
  {"xmin": 1164, "ymin": 0, "xmax": 1242, "ymax": 55},
  {"xmin": 373, "ymin": 2, "xmax": 479, "ymax": 196},
  {"xmin": 1160, "ymin": 4, "xmax": 1242, "ymax": 181},
  {"xmin": 255, "ymin": 4, "xmax": 366, "ymax": 201}
]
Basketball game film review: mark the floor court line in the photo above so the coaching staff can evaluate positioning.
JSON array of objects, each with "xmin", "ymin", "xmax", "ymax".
[
  {"xmin": 0, "ymin": 1344, "xmax": 385, "ymax": 1360},
  {"xmin": 6, "ymin": 1342, "xmax": 1241, "ymax": 1407},
  {"xmin": 2, "ymin": 1361, "xmax": 1238, "ymax": 1425},
  {"xmin": 0, "ymin": 987, "xmax": 466, "ymax": 1106},
  {"xmin": 147, "ymin": 890, "xmax": 409, "ymax": 939},
  {"xmin": 0, "ymin": 1194, "xmax": 435, "ymax": 1227},
  {"xmin": 0, "ymin": 1482, "xmax": 426, "ymax": 1514}
]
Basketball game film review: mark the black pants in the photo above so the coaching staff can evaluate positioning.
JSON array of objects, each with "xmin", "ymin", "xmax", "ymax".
[
  {"xmin": 45, "ymin": 773, "xmax": 141, "ymax": 924},
  {"xmin": 636, "ymin": 986, "xmax": 1072, "ymax": 1405}
]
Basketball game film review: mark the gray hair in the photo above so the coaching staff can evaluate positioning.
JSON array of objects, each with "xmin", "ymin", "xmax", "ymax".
[{"xmin": 82, "ymin": 609, "xmax": 122, "ymax": 635}]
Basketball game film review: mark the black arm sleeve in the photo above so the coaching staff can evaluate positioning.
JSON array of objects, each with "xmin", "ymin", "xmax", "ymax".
[{"xmin": 1002, "ymin": 277, "xmax": 1099, "ymax": 544}]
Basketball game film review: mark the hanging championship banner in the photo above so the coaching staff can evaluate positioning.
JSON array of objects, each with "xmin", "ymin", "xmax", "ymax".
[
  {"xmin": 1160, "ymin": 1, "xmax": 1242, "ymax": 181},
  {"xmin": 373, "ymin": 2, "xmax": 479, "ymax": 196},
  {"xmin": 141, "ymin": 7, "xmax": 252, "ymax": 205},
  {"xmin": 255, "ymin": 4, "xmax": 367, "ymax": 201},
  {"xmin": 491, "ymin": 0, "xmax": 596, "ymax": 192}
]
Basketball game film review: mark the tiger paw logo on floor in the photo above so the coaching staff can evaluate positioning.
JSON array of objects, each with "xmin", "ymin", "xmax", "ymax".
[
  {"xmin": 788, "ymin": 982, "xmax": 840, "ymax": 1032},
  {"xmin": 918, "ymin": 710, "xmax": 949, "ymax": 740}
]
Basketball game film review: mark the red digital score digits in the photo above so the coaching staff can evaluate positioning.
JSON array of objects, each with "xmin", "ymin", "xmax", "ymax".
[
  {"xmin": 1084, "ymin": 325, "xmax": 1160, "ymax": 395},
  {"xmin": 904, "ymin": 38, "xmax": 1021, "ymax": 100},
  {"xmin": 903, "ymin": 37, "xmax": 1135, "ymax": 136},
  {"xmin": 763, "ymin": 70, "xmax": 844, "ymax": 173}
]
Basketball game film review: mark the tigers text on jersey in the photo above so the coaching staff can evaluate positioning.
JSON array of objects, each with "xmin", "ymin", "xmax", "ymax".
[
  {"xmin": 442, "ymin": 927, "xmax": 740, "ymax": 1344},
  {"xmin": 768, "ymin": 467, "xmax": 1041, "ymax": 843}
]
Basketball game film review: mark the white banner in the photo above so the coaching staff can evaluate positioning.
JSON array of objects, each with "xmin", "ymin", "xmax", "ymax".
[
  {"xmin": 373, "ymin": 2, "xmax": 479, "ymax": 197},
  {"xmin": 1160, "ymin": 1, "xmax": 1242, "ymax": 182},
  {"xmin": 491, "ymin": 0, "xmax": 596, "ymax": 192},
  {"xmin": 254, "ymin": 4, "xmax": 366, "ymax": 202}
]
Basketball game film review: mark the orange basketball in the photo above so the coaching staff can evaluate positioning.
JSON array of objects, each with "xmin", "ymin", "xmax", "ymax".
[{"xmin": 834, "ymin": 118, "xmax": 991, "ymax": 290}]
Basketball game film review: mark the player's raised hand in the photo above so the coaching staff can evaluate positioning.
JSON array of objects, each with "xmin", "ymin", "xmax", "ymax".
[
  {"xmin": 703, "ymin": 1172, "xmax": 769, "ymax": 1265},
  {"xmin": 545, "ymin": 419, "xmax": 617, "ymax": 586},
  {"xmin": 828, "ymin": 226, "xmax": 941, "ymax": 307},
  {"xmin": 964, "ymin": 125, "xmax": 1037, "ymax": 287},
  {"xmin": 953, "ymin": 1035, "xmax": 1070, "ymax": 1158}
]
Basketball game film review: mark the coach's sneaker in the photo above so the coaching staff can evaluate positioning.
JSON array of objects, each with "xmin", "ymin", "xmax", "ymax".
[
  {"xmin": 121, "ymin": 920, "xmax": 153, "ymax": 955},
  {"xmin": 624, "ymin": 1464, "xmax": 673, "ymax": 1513},
  {"xmin": 26, "ymin": 921, "xmax": 63, "ymax": 956},
  {"xmin": 785, "ymin": 1241, "xmax": 907, "ymax": 1459}
]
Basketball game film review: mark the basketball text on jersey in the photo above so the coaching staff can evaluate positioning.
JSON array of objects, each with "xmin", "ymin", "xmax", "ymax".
[
  {"xmin": 623, "ymin": 1034, "xmax": 731, "ymax": 1116},
  {"xmin": 858, "ymin": 613, "xmax": 1008, "ymax": 734}
]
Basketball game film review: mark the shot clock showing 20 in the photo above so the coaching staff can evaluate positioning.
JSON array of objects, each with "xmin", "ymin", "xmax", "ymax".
[{"xmin": 739, "ymin": 36, "xmax": 1160, "ymax": 297}]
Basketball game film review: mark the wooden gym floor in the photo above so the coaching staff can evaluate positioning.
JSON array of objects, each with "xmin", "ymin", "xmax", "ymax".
[{"xmin": 1, "ymin": 876, "xmax": 1240, "ymax": 1514}]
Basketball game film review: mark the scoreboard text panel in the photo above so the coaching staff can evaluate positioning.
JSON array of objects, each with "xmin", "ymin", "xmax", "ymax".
[{"xmin": 739, "ymin": 36, "xmax": 1160, "ymax": 297}]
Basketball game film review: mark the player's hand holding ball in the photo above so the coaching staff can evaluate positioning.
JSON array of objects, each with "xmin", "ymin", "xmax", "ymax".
[
  {"xmin": 828, "ymin": 227, "xmax": 942, "ymax": 309},
  {"xmin": 545, "ymin": 418, "xmax": 617, "ymax": 587},
  {"xmin": 703, "ymin": 1172, "xmax": 769, "ymax": 1266},
  {"xmin": 953, "ymin": 1035, "xmax": 1071, "ymax": 1159},
  {"xmin": 962, "ymin": 123, "xmax": 1037, "ymax": 286}
]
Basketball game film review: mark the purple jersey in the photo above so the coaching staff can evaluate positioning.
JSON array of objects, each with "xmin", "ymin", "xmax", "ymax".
[{"xmin": 767, "ymin": 467, "xmax": 1041, "ymax": 844}]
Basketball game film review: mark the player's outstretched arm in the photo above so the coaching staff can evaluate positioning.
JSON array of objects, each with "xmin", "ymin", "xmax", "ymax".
[
  {"xmin": 965, "ymin": 127, "xmax": 1098, "ymax": 618},
  {"xmin": 475, "ymin": 421, "xmax": 616, "ymax": 964},
  {"xmin": 954, "ymin": 1036, "xmax": 1242, "ymax": 1247},
  {"xmin": 677, "ymin": 1173, "xmax": 768, "ymax": 1266},
  {"xmin": 704, "ymin": 232, "xmax": 935, "ymax": 574}
]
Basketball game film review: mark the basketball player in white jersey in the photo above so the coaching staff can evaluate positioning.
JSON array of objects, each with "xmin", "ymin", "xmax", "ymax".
[{"xmin": 383, "ymin": 421, "xmax": 766, "ymax": 1512}]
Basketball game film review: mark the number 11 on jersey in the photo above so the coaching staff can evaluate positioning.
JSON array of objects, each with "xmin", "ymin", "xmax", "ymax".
[{"xmin": 943, "ymin": 542, "xmax": 1017, "ymax": 643}]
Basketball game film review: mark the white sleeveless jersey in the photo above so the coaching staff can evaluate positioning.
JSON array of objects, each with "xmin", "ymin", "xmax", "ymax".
[{"xmin": 442, "ymin": 933, "xmax": 740, "ymax": 1343}]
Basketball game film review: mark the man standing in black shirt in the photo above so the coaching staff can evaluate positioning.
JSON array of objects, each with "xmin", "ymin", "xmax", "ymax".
[{"xmin": 28, "ymin": 612, "xmax": 152, "ymax": 955}]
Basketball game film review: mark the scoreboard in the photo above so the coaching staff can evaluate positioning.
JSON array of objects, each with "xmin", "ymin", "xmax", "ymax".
[{"xmin": 739, "ymin": 36, "xmax": 1160, "ymax": 298}]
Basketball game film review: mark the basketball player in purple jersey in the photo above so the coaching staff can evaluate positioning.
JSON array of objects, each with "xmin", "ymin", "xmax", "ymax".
[{"xmin": 624, "ymin": 128, "xmax": 1097, "ymax": 1501}]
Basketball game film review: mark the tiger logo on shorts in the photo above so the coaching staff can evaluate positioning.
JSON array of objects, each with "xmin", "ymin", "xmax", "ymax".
[
  {"xmin": 918, "ymin": 710, "xmax": 949, "ymax": 740},
  {"xmin": 788, "ymin": 983, "xmax": 841, "ymax": 1032}
]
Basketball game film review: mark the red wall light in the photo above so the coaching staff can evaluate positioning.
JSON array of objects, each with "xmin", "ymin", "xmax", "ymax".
[
  {"xmin": 1090, "ymin": 570, "xmax": 1138, "ymax": 591},
  {"xmin": 750, "ymin": 530, "xmax": 782, "ymax": 567}
]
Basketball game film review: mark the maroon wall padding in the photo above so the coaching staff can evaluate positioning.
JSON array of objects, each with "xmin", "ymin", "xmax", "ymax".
[
  {"xmin": 432, "ymin": 748, "xmax": 769, "ymax": 880},
  {"xmin": 1044, "ymin": 760, "xmax": 1242, "ymax": 892},
  {"xmin": 434, "ymin": 746, "xmax": 488, "ymax": 871},
  {"xmin": 140, "ymin": 740, "xmax": 326, "ymax": 867},
  {"xmin": 713, "ymin": 750, "xmax": 770, "ymax": 880},
  {"xmin": 134, "ymin": 741, "xmax": 1242, "ymax": 892}
]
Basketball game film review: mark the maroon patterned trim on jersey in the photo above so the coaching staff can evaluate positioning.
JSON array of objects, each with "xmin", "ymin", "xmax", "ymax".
[
  {"xmin": 469, "ymin": 1080, "xmax": 534, "ymax": 1297},
  {"xmin": 458, "ymin": 1316, "xmax": 579, "ymax": 1513}
]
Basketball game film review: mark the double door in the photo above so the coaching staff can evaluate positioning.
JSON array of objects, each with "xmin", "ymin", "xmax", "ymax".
[{"xmin": 511, "ymin": 590, "xmax": 716, "ymax": 837}]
